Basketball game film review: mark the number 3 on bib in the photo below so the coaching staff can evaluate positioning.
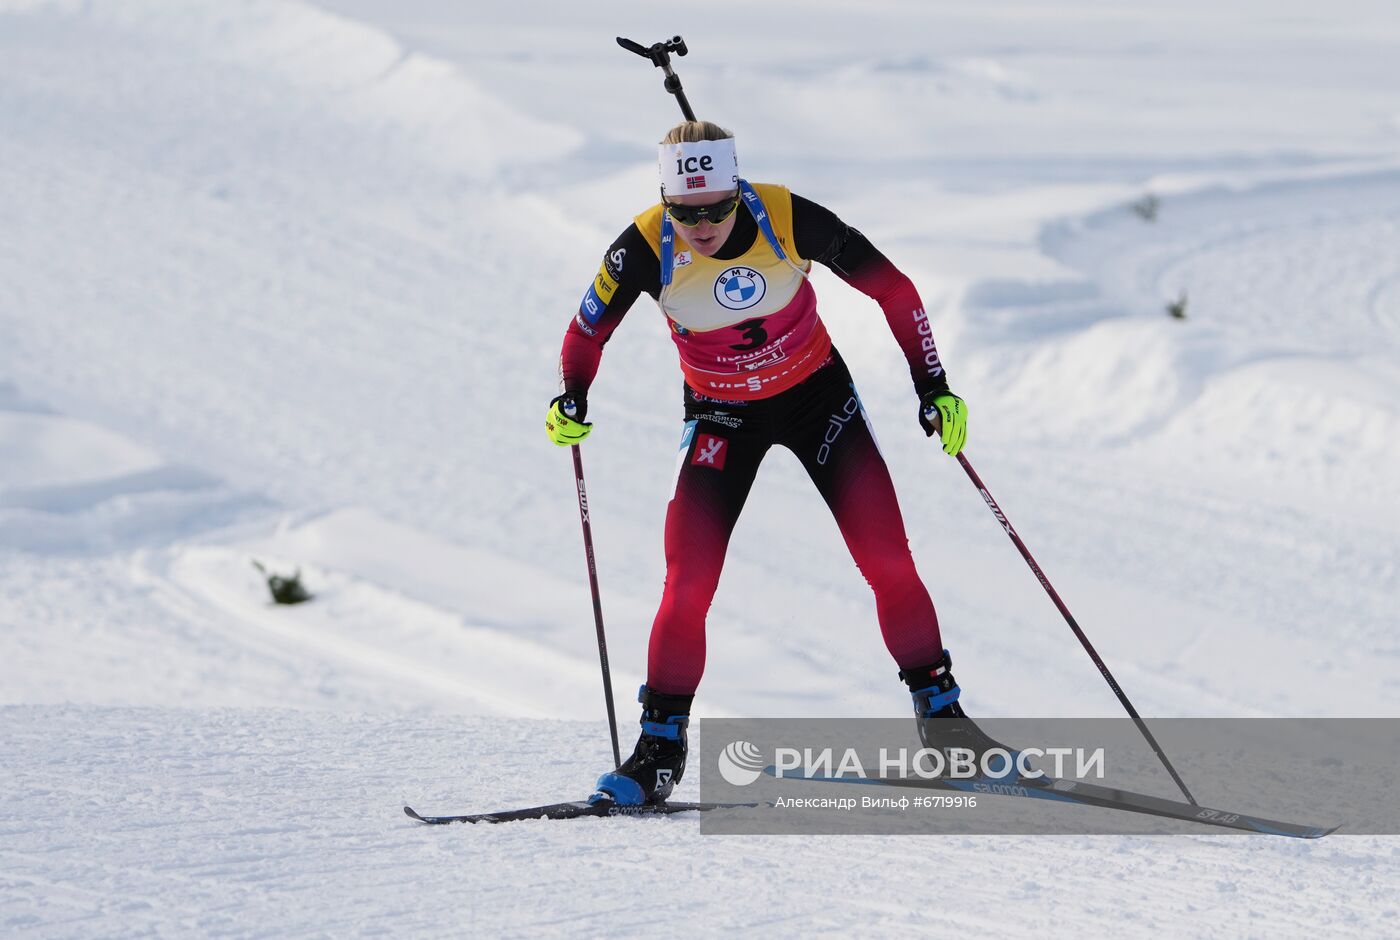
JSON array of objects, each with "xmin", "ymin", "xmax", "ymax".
[{"xmin": 729, "ymin": 318, "xmax": 768, "ymax": 351}]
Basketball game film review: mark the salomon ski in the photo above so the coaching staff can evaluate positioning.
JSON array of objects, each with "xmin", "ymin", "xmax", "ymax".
[{"xmin": 403, "ymin": 799, "xmax": 749, "ymax": 826}]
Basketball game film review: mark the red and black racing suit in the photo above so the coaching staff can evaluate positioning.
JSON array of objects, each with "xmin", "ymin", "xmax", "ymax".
[{"xmin": 559, "ymin": 194, "xmax": 952, "ymax": 695}]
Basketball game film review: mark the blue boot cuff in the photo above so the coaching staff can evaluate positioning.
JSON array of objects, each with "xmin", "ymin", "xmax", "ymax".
[
  {"xmin": 593, "ymin": 772, "xmax": 646, "ymax": 806},
  {"xmin": 641, "ymin": 716, "xmax": 686, "ymax": 740},
  {"xmin": 913, "ymin": 683, "xmax": 961, "ymax": 717}
]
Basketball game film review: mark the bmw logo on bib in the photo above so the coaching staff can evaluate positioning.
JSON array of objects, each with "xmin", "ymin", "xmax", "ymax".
[{"xmin": 714, "ymin": 266, "xmax": 766, "ymax": 311}]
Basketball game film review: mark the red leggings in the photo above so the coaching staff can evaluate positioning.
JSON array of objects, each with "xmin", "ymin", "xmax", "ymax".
[{"xmin": 647, "ymin": 351, "xmax": 943, "ymax": 694}]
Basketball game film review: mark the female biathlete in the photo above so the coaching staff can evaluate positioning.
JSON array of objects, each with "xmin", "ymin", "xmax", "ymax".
[{"xmin": 546, "ymin": 121, "xmax": 1002, "ymax": 806}]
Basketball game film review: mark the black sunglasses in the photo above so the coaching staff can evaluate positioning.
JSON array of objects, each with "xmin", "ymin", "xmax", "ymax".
[{"xmin": 662, "ymin": 191, "xmax": 741, "ymax": 227}]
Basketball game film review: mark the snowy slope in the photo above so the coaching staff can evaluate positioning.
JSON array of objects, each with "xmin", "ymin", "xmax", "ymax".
[
  {"xmin": 6, "ymin": 707, "xmax": 1395, "ymax": 936},
  {"xmin": 2, "ymin": 0, "xmax": 1399, "ymax": 935}
]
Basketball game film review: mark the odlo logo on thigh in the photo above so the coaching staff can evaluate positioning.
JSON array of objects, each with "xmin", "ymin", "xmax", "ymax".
[
  {"xmin": 691, "ymin": 433, "xmax": 728, "ymax": 470},
  {"xmin": 817, "ymin": 395, "xmax": 860, "ymax": 466}
]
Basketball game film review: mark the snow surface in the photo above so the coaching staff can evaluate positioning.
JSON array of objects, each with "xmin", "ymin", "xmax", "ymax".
[{"xmin": 2, "ymin": 0, "xmax": 1398, "ymax": 935}]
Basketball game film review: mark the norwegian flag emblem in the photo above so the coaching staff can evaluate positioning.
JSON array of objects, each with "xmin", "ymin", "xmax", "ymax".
[{"xmin": 685, "ymin": 175, "xmax": 706, "ymax": 190}]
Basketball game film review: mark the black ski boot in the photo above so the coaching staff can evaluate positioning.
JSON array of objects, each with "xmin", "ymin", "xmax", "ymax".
[
  {"xmin": 591, "ymin": 686, "xmax": 692, "ymax": 806},
  {"xmin": 900, "ymin": 650, "xmax": 1020, "ymax": 777}
]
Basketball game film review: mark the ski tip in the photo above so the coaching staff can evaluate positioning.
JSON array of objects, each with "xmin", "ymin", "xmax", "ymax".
[
  {"xmin": 403, "ymin": 805, "xmax": 425, "ymax": 822},
  {"xmin": 1249, "ymin": 819, "xmax": 1340, "ymax": 839}
]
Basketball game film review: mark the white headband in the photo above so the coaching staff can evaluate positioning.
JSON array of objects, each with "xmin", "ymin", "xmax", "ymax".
[{"xmin": 658, "ymin": 138, "xmax": 739, "ymax": 196}]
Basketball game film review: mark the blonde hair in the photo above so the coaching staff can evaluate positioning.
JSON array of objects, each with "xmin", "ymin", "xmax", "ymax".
[{"xmin": 660, "ymin": 120, "xmax": 733, "ymax": 144}]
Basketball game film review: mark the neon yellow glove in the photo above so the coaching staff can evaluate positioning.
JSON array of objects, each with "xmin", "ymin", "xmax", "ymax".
[
  {"xmin": 919, "ymin": 391, "xmax": 968, "ymax": 456},
  {"xmin": 546, "ymin": 394, "xmax": 592, "ymax": 446}
]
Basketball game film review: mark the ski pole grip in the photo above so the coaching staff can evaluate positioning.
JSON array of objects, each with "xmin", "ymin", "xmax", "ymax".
[{"xmin": 923, "ymin": 403, "xmax": 942, "ymax": 437}]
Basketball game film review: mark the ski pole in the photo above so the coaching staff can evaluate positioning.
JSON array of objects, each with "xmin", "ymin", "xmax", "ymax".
[
  {"xmin": 954, "ymin": 450, "xmax": 1199, "ymax": 806},
  {"xmin": 617, "ymin": 35, "xmax": 697, "ymax": 121},
  {"xmin": 570, "ymin": 444, "xmax": 622, "ymax": 769}
]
